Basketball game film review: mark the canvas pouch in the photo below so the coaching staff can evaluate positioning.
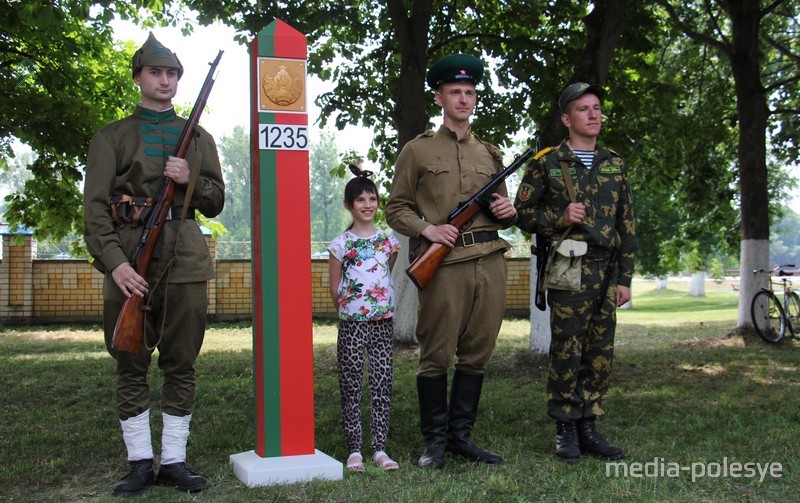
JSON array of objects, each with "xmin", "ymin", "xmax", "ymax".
[{"xmin": 547, "ymin": 239, "xmax": 587, "ymax": 291}]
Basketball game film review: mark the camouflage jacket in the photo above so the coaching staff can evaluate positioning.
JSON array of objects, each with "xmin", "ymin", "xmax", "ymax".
[{"xmin": 514, "ymin": 140, "xmax": 636, "ymax": 287}]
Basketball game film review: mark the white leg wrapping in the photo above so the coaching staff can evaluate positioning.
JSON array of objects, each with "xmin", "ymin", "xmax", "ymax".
[
  {"xmin": 120, "ymin": 409, "xmax": 153, "ymax": 461},
  {"xmin": 161, "ymin": 413, "xmax": 192, "ymax": 465}
]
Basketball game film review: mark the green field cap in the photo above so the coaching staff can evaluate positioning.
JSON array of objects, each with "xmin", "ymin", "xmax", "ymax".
[
  {"xmin": 131, "ymin": 32, "xmax": 184, "ymax": 79},
  {"xmin": 426, "ymin": 54, "xmax": 484, "ymax": 89},
  {"xmin": 558, "ymin": 82, "xmax": 604, "ymax": 110}
]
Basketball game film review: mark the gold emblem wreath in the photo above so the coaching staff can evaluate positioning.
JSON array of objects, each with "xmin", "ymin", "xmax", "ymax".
[{"xmin": 261, "ymin": 64, "xmax": 303, "ymax": 107}]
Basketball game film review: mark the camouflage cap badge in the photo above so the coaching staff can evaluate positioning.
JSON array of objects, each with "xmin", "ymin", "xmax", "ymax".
[{"xmin": 131, "ymin": 32, "xmax": 184, "ymax": 80}]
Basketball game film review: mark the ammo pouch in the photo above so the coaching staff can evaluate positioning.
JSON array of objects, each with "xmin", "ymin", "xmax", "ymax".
[
  {"xmin": 109, "ymin": 195, "xmax": 154, "ymax": 228},
  {"xmin": 546, "ymin": 239, "xmax": 587, "ymax": 291}
]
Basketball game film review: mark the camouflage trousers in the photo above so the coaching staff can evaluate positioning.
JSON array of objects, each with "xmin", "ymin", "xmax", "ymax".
[{"xmin": 546, "ymin": 257, "xmax": 618, "ymax": 423}]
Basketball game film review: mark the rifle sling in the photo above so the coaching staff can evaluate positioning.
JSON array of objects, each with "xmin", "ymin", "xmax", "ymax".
[{"xmin": 144, "ymin": 140, "xmax": 202, "ymax": 351}]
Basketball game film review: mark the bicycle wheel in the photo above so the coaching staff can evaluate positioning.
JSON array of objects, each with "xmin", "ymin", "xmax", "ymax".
[
  {"xmin": 785, "ymin": 291, "xmax": 800, "ymax": 336},
  {"xmin": 750, "ymin": 290, "xmax": 786, "ymax": 343}
]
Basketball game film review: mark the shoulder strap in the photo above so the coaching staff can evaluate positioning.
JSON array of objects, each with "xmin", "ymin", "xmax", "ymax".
[{"xmin": 559, "ymin": 160, "xmax": 577, "ymax": 204}]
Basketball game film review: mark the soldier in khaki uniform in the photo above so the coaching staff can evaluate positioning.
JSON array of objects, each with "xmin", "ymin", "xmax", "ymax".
[
  {"xmin": 385, "ymin": 54, "xmax": 516, "ymax": 469},
  {"xmin": 83, "ymin": 33, "xmax": 224, "ymax": 496},
  {"xmin": 514, "ymin": 83, "xmax": 636, "ymax": 463}
]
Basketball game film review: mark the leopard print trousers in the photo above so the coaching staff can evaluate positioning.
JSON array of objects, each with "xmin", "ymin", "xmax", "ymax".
[{"xmin": 337, "ymin": 318, "xmax": 394, "ymax": 454}]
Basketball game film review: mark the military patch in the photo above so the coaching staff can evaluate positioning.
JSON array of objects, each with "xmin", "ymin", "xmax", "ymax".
[
  {"xmin": 518, "ymin": 183, "xmax": 534, "ymax": 202},
  {"xmin": 549, "ymin": 167, "xmax": 576, "ymax": 177},
  {"xmin": 599, "ymin": 165, "xmax": 622, "ymax": 174}
]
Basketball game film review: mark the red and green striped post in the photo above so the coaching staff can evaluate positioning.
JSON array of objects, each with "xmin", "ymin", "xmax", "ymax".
[{"xmin": 230, "ymin": 19, "xmax": 341, "ymax": 487}]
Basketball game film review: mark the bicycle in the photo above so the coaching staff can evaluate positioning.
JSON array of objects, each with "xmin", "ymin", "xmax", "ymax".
[{"xmin": 750, "ymin": 264, "xmax": 800, "ymax": 343}]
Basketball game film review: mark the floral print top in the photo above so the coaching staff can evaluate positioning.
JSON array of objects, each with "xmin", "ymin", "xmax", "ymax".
[{"xmin": 328, "ymin": 229, "xmax": 400, "ymax": 321}]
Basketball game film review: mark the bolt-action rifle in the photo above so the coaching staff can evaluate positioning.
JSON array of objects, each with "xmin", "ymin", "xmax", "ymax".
[
  {"xmin": 112, "ymin": 50, "xmax": 223, "ymax": 354},
  {"xmin": 406, "ymin": 148, "xmax": 534, "ymax": 290}
]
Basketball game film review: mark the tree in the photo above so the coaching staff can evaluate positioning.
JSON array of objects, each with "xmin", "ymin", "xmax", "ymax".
[
  {"xmin": 0, "ymin": 1, "xmax": 188, "ymax": 242},
  {"xmin": 654, "ymin": 0, "xmax": 800, "ymax": 328},
  {"xmin": 309, "ymin": 131, "xmax": 349, "ymax": 242},
  {"xmin": 216, "ymin": 125, "xmax": 251, "ymax": 241}
]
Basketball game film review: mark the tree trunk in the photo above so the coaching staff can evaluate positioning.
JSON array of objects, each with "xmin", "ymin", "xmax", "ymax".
[
  {"xmin": 688, "ymin": 271, "xmax": 707, "ymax": 296},
  {"xmin": 391, "ymin": 233, "xmax": 419, "ymax": 344},
  {"xmin": 541, "ymin": 0, "xmax": 629, "ymax": 147},
  {"xmin": 726, "ymin": 0, "xmax": 771, "ymax": 328},
  {"xmin": 385, "ymin": 0, "xmax": 433, "ymax": 345},
  {"xmin": 528, "ymin": 252, "xmax": 551, "ymax": 354},
  {"xmin": 656, "ymin": 277, "xmax": 668, "ymax": 290}
]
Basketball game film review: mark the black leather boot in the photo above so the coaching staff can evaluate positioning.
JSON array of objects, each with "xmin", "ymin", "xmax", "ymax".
[
  {"xmin": 446, "ymin": 370, "xmax": 504, "ymax": 464},
  {"xmin": 577, "ymin": 417, "xmax": 624, "ymax": 460},
  {"xmin": 156, "ymin": 462, "xmax": 208, "ymax": 492},
  {"xmin": 417, "ymin": 374, "xmax": 448, "ymax": 468},
  {"xmin": 112, "ymin": 458, "xmax": 155, "ymax": 497},
  {"xmin": 555, "ymin": 421, "xmax": 581, "ymax": 463}
]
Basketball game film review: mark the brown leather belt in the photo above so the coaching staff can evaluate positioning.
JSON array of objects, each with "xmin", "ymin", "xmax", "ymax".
[{"xmin": 454, "ymin": 230, "xmax": 499, "ymax": 247}]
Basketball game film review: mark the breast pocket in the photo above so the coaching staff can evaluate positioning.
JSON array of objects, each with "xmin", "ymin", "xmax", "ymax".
[{"xmin": 595, "ymin": 174, "xmax": 621, "ymax": 220}]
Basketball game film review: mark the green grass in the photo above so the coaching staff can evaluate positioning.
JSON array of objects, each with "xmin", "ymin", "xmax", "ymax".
[{"xmin": 1, "ymin": 285, "xmax": 798, "ymax": 502}]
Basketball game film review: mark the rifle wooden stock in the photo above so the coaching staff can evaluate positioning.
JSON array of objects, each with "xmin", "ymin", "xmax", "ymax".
[
  {"xmin": 405, "ymin": 207, "xmax": 477, "ymax": 289},
  {"xmin": 112, "ymin": 50, "xmax": 223, "ymax": 353},
  {"xmin": 405, "ymin": 148, "xmax": 535, "ymax": 290}
]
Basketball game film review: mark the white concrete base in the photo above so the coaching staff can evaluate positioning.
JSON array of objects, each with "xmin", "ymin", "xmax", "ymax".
[{"xmin": 230, "ymin": 449, "xmax": 342, "ymax": 487}]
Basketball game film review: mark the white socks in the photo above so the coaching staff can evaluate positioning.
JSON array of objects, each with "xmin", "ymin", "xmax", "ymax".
[
  {"xmin": 120, "ymin": 410, "xmax": 192, "ymax": 464},
  {"xmin": 120, "ymin": 409, "xmax": 154, "ymax": 461},
  {"xmin": 161, "ymin": 413, "xmax": 192, "ymax": 465}
]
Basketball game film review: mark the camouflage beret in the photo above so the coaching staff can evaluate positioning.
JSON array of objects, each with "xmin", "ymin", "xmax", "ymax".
[
  {"xmin": 131, "ymin": 32, "xmax": 184, "ymax": 79},
  {"xmin": 426, "ymin": 54, "xmax": 484, "ymax": 89}
]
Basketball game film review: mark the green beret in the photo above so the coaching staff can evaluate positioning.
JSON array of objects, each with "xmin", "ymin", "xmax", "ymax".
[
  {"xmin": 558, "ymin": 82, "xmax": 604, "ymax": 110},
  {"xmin": 131, "ymin": 32, "xmax": 184, "ymax": 80},
  {"xmin": 426, "ymin": 54, "xmax": 484, "ymax": 89}
]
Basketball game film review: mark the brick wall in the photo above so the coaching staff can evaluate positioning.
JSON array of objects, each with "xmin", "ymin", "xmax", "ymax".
[{"xmin": 1, "ymin": 234, "xmax": 532, "ymax": 324}]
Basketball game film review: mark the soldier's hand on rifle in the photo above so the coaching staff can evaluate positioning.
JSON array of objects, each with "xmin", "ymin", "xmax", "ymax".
[
  {"xmin": 488, "ymin": 193, "xmax": 516, "ymax": 220},
  {"xmin": 617, "ymin": 285, "xmax": 631, "ymax": 306},
  {"xmin": 111, "ymin": 262, "xmax": 148, "ymax": 298},
  {"xmin": 422, "ymin": 223, "xmax": 459, "ymax": 248},
  {"xmin": 164, "ymin": 156, "xmax": 190, "ymax": 185},
  {"xmin": 564, "ymin": 202, "xmax": 586, "ymax": 225}
]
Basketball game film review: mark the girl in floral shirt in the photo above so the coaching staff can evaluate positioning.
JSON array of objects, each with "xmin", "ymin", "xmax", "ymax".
[{"xmin": 328, "ymin": 165, "xmax": 400, "ymax": 473}]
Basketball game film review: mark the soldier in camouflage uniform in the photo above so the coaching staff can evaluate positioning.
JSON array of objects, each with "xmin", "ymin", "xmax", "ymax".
[
  {"xmin": 514, "ymin": 83, "xmax": 636, "ymax": 463},
  {"xmin": 84, "ymin": 33, "xmax": 224, "ymax": 495}
]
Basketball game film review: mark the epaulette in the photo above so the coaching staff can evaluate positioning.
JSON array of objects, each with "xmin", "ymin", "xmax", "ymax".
[
  {"xmin": 480, "ymin": 140, "xmax": 503, "ymax": 162},
  {"xmin": 607, "ymin": 147, "xmax": 620, "ymax": 156},
  {"xmin": 416, "ymin": 130, "xmax": 436, "ymax": 139}
]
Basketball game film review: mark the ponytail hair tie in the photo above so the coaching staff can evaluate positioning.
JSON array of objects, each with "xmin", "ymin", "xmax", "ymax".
[{"xmin": 348, "ymin": 163, "xmax": 374, "ymax": 179}]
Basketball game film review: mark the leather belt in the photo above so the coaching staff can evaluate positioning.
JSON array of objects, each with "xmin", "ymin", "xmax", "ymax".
[
  {"xmin": 454, "ymin": 230, "xmax": 499, "ymax": 248},
  {"xmin": 586, "ymin": 245, "xmax": 611, "ymax": 260},
  {"xmin": 166, "ymin": 206, "xmax": 195, "ymax": 220}
]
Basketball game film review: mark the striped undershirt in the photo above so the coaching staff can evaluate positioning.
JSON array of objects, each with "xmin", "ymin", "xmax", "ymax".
[{"xmin": 572, "ymin": 149, "xmax": 595, "ymax": 168}]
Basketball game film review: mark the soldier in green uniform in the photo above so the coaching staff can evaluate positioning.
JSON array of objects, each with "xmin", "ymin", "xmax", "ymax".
[
  {"xmin": 514, "ymin": 82, "xmax": 636, "ymax": 463},
  {"xmin": 83, "ymin": 33, "xmax": 224, "ymax": 496},
  {"xmin": 385, "ymin": 54, "xmax": 516, "ymax": 469}
]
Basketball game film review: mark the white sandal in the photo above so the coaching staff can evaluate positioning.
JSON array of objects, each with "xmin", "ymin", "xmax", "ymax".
[
  {"xmin": 346, "ymin": 452, "xmax": 365, "ymax": 472},
  {"xmin": 373, "ymin": 451, "xmax": 399, "ymax": 471}
]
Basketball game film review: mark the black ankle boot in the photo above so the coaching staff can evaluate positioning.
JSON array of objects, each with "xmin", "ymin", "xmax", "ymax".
[
  {"xmin": 555, "ymin": 421, "xmax": 581, "ymax": 463},
  {"xmin": 156, "ymin": 462, "xmax": 208, "ymax": 492},
  {"xmin": 577, "ymin": 417, "xmax": 624, "ymax": 460},
  {"xmin": 417, "ymin": 374, "xmax": 448, "ymax": 469},
  {"xmin": 446, "ymin": 370, "xmax": 504, "ymax": 464},
  {"xmin": 112, "ymin": 458, "xmax": 155, "ymax": 497}
]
